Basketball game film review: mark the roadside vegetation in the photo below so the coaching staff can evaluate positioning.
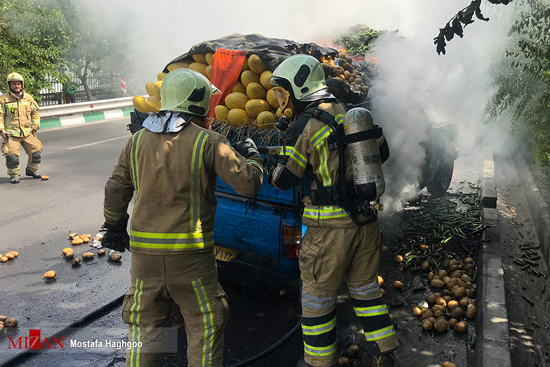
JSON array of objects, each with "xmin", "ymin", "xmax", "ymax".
[{"xmin": 0, "ymin": 0, "xmax": 130, "ymax": 99}]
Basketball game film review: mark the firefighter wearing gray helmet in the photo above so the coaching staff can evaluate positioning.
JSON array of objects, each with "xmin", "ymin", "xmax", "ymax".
[
  {"xmin": 102, "ymin": 68, "xmax": 264, "ymax": 367},
  {"xmin": 0, "ymin": 72, "xmax": 43, "ymax": 184},
  {"xmin": 268, "ymin": 55, "xmax": 398, "ymax": 367}
]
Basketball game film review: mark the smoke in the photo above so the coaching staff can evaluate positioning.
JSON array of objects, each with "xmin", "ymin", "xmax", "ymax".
[{"xmin": 78, "ymin": 0, "xmax": 514, "ymax": 211}]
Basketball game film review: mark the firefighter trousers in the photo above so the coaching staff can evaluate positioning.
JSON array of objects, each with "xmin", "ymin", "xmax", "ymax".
[
  {"xmin": 1, "ymin": 134, "xmax": 42, "ymax": 178},
  {"xmin": 123, "ymin": 250, "xmax": 229, "ymax": 367},
  {"xmin": 299, "ymin": 221, "xmax": 399, "ymax": 367}
]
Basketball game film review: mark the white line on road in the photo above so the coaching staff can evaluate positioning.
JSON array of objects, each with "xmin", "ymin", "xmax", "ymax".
[{"xmin": 67, "ymin": 135, "xmax": 129, "ymax": 150}]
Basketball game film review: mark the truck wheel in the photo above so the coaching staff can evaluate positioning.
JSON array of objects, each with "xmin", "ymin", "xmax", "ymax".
[{"xmin": 427, "ymin": 157, "xmax": 455, "ymax": 197}]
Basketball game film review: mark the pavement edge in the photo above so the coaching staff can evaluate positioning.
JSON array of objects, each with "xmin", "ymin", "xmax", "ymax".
[
  {"xmin": 518, "ymin": 163, "xmax": 550, "ymax": 268},
  {"xmin": 475, "ymin": 140, "xmax": 513, "ymax": 367},
  {"xmin": 40, "ymin": 106, "xmax": 133, "ymax": 130}
]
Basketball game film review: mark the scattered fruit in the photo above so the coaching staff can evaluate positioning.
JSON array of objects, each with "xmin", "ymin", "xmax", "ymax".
[
  {"xmin": 82, "ymin": 252, "xmax": 94, "ymax": 259},
  {"xmin": 412, "ymin": 306, "xmax": 422, "ymax": 317},
  {"xmin": 466, "ymin": 306, "xmax": 477, "ymax": 319},
  {"xmin": 0, "ymin": 316, "xmax": 7, "ymax": 322},
  {"xmin": 62, "ymin": 248, "xmax": 75, "ymax": 258},
  {"xmin": 443, "ymin": 362, "xmax": 458, "ymax": 367},
  {"xmin": 44, "ymin": 270, "xmax": 56, "ymax": 279},
  {"xmin": 422, "ymin": 319, "xmax": 433, "ymax": 330},
  {"xmin": 434, "ymin": 319, "xmax": 449, "ymax": 332},
  {"xmin": 378, "ymin": 276, "xmax": 384, "ymax": 285},
  {"xmin": 110, "ymin": 253, "xmax": 122, "ymax": 262},
  {"xmin": 338, "ymin": 356, "xmax": 350, "ymax": 366},
  {"xmin": 4, "ymin": 318, "xmax": 18, "ymax": 328},
  {"xmin": 454, "ymin": 321, "xmax": 468, "ymax": 333},
  {"xmin": 69, "ymin": 233, "xmax": 77, "ymax": 239},
  {"xmin": 393, "ymin": 281, "xmax": 403, "ymax": 289},
  {"xmin": 71, "ymin": 258, "xmax": 81, "ymax": 266},
  {"xmin": 41, "ymin": 175, "xmax": 49, "ymax": 180},
  {"xmin": 97, "ymin": 249, "xmax": 106, "ymax": 256},
  {"xmin": 1, "ymin": 256, "xmax": 9, "ymax": 262},
  {"xmin": 394, "ymin": 255, "xmax": 404, "ymax": 263},
  {"xmin": 346, "ymin": 344, "xmax": 359, "ymax": 358},
  {"xmin": 279, "ymin": 289, "xmax": 287, "ymax": 296}
]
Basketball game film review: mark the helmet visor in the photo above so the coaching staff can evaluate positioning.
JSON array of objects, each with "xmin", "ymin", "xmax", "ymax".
[{"xmin": 271, "ymin": 87, "xmax": 292, "ymax": 109}]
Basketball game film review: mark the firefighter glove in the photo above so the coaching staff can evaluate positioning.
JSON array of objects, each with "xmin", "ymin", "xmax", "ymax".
[
  {"xmin": 101, "ymin": 215, "xmax": 130, "ymax": 252},
  {"xmin": 233, "ymin": 138, "xmax": 259, "ymax": 158}
]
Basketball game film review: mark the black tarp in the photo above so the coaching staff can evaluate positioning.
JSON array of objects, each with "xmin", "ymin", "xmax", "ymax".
[{"xmin": 163, "ymin": 33, "xmax": 338, "ymax": 72}]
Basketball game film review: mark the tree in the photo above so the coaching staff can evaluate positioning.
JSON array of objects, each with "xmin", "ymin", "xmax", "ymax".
[
  {"xmin": 487, "ymin": 0, "xmax": 550, "ymax": 169},
  {"xmin": 434, "ymin": 0, "xmax": 514, "ymax": 55},
  {"xmin": 0, "ymin": 0, "xmax": 75, "ymax": 97},
  {"xmin": 58, "ymin": 3, "xmax": 131, "ymax": 101}
]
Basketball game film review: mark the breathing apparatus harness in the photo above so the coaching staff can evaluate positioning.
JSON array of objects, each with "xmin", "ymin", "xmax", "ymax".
[{"xmin": 298, "ymin": 103, "xmax": 383, "ymax": 226}]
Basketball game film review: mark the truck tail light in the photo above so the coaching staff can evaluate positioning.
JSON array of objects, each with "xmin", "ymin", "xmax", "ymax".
[{"xmin": 282, "ymin": 226, "xmax": 301, "ymax": 260}]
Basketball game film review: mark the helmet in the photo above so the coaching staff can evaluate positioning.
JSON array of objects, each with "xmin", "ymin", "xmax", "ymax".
[
  {"xmin": 7, "ymin": 72, "xmax": 24, "ymax": 88},
  {"xmin": 270, "ymin": 55, "xmax": 326, "ymax": 101},
  {"xmin": 160, "ymin": 69, "xmax": 220, "ymax": 116}
]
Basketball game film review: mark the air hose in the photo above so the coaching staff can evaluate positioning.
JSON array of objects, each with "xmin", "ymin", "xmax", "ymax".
[{"xmin": 228, "ymin": 321, "xmax": 302, "ymax": 367}]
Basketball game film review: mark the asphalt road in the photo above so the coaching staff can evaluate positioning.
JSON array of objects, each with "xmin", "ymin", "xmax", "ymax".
[
  {"xmin": 0, "ymin": 117, "xmax": 134, "ymax": 365},
  {"xmin": 0, "ymin": 119, "xmax": 485, "ymax": 367}
]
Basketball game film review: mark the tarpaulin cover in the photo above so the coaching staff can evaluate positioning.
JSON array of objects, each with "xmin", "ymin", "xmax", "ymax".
[
  {"xmin": 163, "ymin": 33, "xmax": 338, "ymax": 73},
  {"xmin": 206, "ymin": 49, "xmax": 247, "ymax": 122}
]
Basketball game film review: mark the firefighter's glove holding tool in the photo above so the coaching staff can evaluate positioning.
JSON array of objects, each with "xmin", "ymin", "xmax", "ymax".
[
  {"xmin": 265, "ymin": 155, "xmax": 281, "ymax": 184},
  {"xmin": 101, "ymin": 215, "xmax": 130, "ymax": 252},
  {"xmin": 233, "ymin": 138, "xmax": 259, "ymax": 158}
]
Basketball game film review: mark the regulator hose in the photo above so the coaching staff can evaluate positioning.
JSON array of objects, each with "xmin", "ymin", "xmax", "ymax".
[{"xmin": 228, "ymin": 321, "xmax": 302, "ymax": 367}]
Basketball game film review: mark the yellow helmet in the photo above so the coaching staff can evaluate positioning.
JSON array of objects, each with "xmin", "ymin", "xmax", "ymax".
[
  {"xmin": 270, "ymin": 55, "xmax": 326, "ymax": 101},
  {"xmin": 7, "ymin": 72, "xmax": 24, "ymax": 88},
  {"xmin": 160, "ymin": 69, "xmax": 220, "ymax": 116}
]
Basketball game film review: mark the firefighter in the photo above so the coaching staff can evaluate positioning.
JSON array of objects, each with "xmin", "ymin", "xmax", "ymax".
[
  {"xmin": 0, "ymin": 72, "xmax": 43, "ymax": 184},
  {"xmin": 101, "ymin": 69, "xmax": 263, "ymax": 367},
  {"xmin": 267, "ymin": 55, "xmax": 398, "ymax": 367}
]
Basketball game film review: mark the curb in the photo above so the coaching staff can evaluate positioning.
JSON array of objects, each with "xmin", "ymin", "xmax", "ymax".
[
  {"xmin": 475, "ymin": 140, "xmax": 512, "ymax": 367},
  {"xmin": 519, "ymin": 164, "xmax": 550, "ymax": 268},
  {"xmin": 40, "ymin": 107, "xmax": 133, "ymax": 130}
]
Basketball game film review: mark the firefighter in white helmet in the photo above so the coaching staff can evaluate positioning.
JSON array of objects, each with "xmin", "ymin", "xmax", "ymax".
[
  {"xmin": 101, "ymin": 68, "xmax": 263, "ymax": 367},
  {"xmin": 0, "ymin": 72, "xmax": 44, "ymax": 184},
  {"xmin": 267, "ymin": 54, "xmax": 398, "ymax": 367}
]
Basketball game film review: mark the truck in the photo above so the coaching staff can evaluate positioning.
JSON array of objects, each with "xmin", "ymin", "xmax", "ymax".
[{"xmin": 128, "ymin": 33, "xmax": 457, "ymax": 280}]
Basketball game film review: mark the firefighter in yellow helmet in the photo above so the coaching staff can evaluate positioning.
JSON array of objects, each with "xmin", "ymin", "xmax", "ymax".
[
  {"xmin": 101, "ymin": 68, "xmax": 263, "ymax": 367},
  {"xmin": 0, "ymin": 72, "xmax": 44, "ymax": 184},
  {"xmin": 267, "ymin": 55, "xmax": 398, "ymax": 367}
]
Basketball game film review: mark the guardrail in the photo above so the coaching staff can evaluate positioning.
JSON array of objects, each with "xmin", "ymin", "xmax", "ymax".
[{"xmin": 40, "ymin": 97, "xmax": 135, "ymax": 118}]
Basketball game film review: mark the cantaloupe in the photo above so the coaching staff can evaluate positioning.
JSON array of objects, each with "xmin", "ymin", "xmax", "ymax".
[
  {"xmin": 192, "ymin": 54, "xmax": 207, "ymax": 64},
  {"xmin": 133, "ymin": 96, "xmax": 148, "ymax": 114},
  {"xmin": 228, "ymin": 109, "xmax": 248, "ymax": 125},
  {"xmin": 206, "ymin": 65, "xmax": 212, "ymax": 79},
  {"xmin": 242, "ymin": 57, "xmax": 250, "ymax": 71},
  {"xmin": 215, "ymin": 105, "xmax": 230, "ymax": 121},
  {"xmin": 205, "ymin": 53, "xmax": 214, "ymax": 65},
  {"xmin": 241, "ymin": 70, "xmax": 260, "ymax": 88},
  {"xmin": 232, "ymin": 82, "xmax": 246, "ymax": 94},
  {"xmin": 248, "ymin": 54, "xmax": 268, "ymax": 75},
  {"xmin": 145, "ymin": 97, "xmax": 161, "ymax": 112},
  {"xmin": 189, "ymin": 62, "xmax": 208, "ymax": 77},
  {"xmin": 266, "ymin": 88, "xmax": 279, "ymax": 109},
  {"xmin": 157, "ymin": 73, "xmax": 167, "ymax": 81},
  {"xmin": 224, "ymin": 92, "xmax": 249, "ymax": 110},
  {"xmin": 167, "ymin": 61, "xmax": 191, "ymax": 71},
  {"xmin": 246, "ymin": 82, "xmax": 267, "ymax": 100},
  {"xmin": 257, "ymin": 111, "xmax": 277, "ymax": 129},
  {"xmin": 245, "ymin": 99, "xmax": 271, "ymax": 118},
  {"xmin": 145, "ymin": 82, "xmax": 160, "ymax": 98},
  {"xmin": 260, "ymin": 70, "xmax": 273, "ymax": 90}
]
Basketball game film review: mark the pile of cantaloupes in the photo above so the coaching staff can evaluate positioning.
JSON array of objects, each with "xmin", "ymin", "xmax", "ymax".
[
  {"xmin": 212, "ymin": 54, "xmax": 279, "ymax": 130},
  {"xmin": 132, "ymin": 75, "xmax": 164, "ymax": 114},
  {"xmin": 163, "ymin": 53, "xmax": 280, "ymax": 130}
]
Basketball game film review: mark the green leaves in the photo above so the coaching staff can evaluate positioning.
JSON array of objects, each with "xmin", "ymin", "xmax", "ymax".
[{"xmin": 434, "ymin": 0, "xmax": 513, "ymax": 55}]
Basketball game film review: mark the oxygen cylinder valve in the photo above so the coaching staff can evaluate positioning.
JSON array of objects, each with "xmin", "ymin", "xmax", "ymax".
[{"xmin": 275, "ymin": 116, "xmax": 291, "ymax": 132}]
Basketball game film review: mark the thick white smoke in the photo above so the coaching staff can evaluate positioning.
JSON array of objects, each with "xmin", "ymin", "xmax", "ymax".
[{"xmin": 79, "ymin": 0, "xmax": 514, "ymax": 211}]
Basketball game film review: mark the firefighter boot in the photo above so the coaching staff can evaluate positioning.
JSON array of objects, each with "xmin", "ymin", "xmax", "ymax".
[
  {"xmin": 10, "ymin": 177, "xmax": 19, "ymax": 184},
  {"xmin": 25, "ymin": 170, "xmax": 42, "ymax": 179},
  {"xmin": 297, "ymin": 359, "xmax": 338, "ymax": 367}
]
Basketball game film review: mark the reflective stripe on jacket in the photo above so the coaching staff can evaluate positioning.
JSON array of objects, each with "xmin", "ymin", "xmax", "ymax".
[
  {"xmin": 275, "ymin": 101, "xmax": 386, "ymax": 228},
  {"xmin": 103, "ymin": 119, "xmax": 263, "ymax": 255},
  {"xmin": 0, "ymin": 92, "xmax": 40, "ymax": 137}
]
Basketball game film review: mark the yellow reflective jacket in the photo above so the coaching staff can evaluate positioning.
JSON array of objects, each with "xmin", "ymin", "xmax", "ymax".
[
  {"xmin": 103, "ymin": 118, "xmax": 264, "ymax": 255},
  {"xmin": 0, "ymin": 92, "xmax": 40, "ymax": 137},
  {"xmin": 275, "ymin": 101, "xmax": 387, "ymax": 228}
]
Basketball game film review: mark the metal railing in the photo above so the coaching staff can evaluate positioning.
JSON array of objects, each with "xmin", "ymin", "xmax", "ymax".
[{"xmin": 40, "ymin": 97, "xmax": 134, "ymax": 119}]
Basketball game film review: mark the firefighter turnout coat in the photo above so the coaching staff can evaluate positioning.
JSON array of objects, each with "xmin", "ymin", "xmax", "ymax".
[
  {"xmin": 103, "ymin": 118, "xmax": 263, "ymax": 367},
  {"xmin": 271, "ymin": 100, "xmax": 398, "ymax": 367},
  {"xmin": 0, "ymin": 91, "xmax": 40, "ymax": 137}
]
